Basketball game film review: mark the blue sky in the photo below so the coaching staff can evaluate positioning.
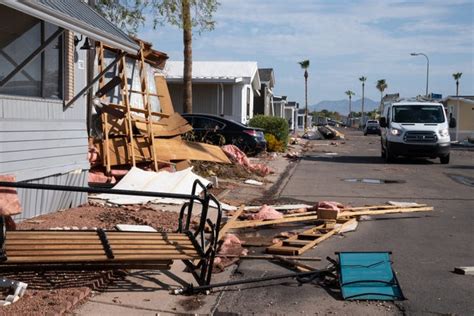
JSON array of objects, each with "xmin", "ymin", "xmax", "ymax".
[{"xmin": 139, "ymin": 0, "xmax": 473, "ymax": 107}]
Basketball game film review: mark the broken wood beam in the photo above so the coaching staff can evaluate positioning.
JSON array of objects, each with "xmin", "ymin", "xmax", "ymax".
[
  {"xmin": 218, "ymin": 205, "xmax": 245, "ymax": 240},
  {"xmin": 228, "ymin": 214, "xmax": 321, "ymax": 229},
  {"xmin": 339, "ymin": 206, "xmax": 433, "ymax": 218}
]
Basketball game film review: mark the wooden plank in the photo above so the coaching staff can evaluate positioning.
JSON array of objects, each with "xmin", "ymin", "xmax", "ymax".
[
  {"xmin": 155, "ymin": 75, "xmax": 174, "ymax": 115},
  {"xmin": 272, "ymin": 255, "xmax": 315, "ymax": 272},
  {"xmin": 219, "ymin": 205, "xmax": 245, "ymax": 240},
  {"xmin": 265, "ymin": 246, "xmax": 301, "ymax": 256},
  {"xmin": 5, "ymin": 253, "xmax": 199, "ymax": 263},
  {"xmin": 120, "ymin": 54, "xmax": 137, "ymax": 167},
  {"xmin": 152, "ymin": 138, "xmax": 231, "ymax": 163},
  {"xmin": 229, "ymin": 214, "xmax": 321, "ymax": 229},
  {"xmin": 7, "ymin": 249, "xmax": 199, "ymax": 256},
  {"xmin": 339, "ymin": 206, "xmax": 433, "ymax": 218},
  {"xmin": 266, "ymin": 220, "xmax": 355, "ymax": 256},
  {"xmin": 343, "ymin": 204, "xmax": 427, "ymax": 211},
  {"xmin": 6, "ymin": 244, "xmax": 196, "ymax": 251}
]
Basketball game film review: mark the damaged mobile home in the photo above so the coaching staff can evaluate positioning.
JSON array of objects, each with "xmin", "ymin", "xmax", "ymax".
[{"xmin": 0, "ymin": 0, "xmax": 229, "ymax": 221}]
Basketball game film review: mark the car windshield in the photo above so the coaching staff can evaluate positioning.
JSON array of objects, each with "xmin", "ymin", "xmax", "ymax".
[{"xmin": 392, "ymin": 105, "xmax": 445, "ymax": 123}]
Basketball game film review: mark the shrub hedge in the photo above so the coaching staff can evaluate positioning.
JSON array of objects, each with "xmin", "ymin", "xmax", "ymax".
[{"xmin": 249, "ymin": 115, "xmax": 289, "ymax": 150}]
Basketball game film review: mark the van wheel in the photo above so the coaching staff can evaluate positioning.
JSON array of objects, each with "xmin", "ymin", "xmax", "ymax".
[
  {"xmin": 440, "ymin": 154, "xmax": 450, "ymax": 164},
  {"xmin": 384, "ymin": 147, "xmax": 395, "ymax": 163}
]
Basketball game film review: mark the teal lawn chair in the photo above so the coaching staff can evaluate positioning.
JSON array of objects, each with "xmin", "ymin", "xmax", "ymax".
[{"xmin": 337, "ymin": 252, "xmax": 405, "ymax": 301}]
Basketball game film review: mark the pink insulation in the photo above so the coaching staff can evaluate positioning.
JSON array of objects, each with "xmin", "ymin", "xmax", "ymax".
[
  {"xmin": 247, "ymin": 204, "xmax": 283, "ymax": 220},
  {"xmin": 221, "ymin": 145, "xmax": 272, "ymax": 176},
  {"xmin": 0, "ymin": 175, "xmax": 22, "ymax": 216}
]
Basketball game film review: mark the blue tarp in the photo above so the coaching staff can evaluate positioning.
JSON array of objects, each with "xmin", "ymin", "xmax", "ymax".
[{"xmin": 338, "ymin": 252, "xmax": 405, "ymax": 301}]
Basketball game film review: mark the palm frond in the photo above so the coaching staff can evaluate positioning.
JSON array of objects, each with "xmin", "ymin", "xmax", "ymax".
[{"xmin": 298, "ymin": 60, "xmax": 310, "ymax": 69}]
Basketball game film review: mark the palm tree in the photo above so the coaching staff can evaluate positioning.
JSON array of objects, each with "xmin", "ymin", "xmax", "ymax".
[
  {"xmin": 298, "ymin": 60, "xmax": 310, "ymax": 130},
  {"xmin": 376, "ymin": 79, "xmax": 388, "ymax": 112},
  {"xmin": 359, "ymin": 76, "xmax": 367, "ymax": 127},
  {"xmin": 345, "ymin": 90, "xmax": 355, "ymax": 121},
  {"xmin": 452, "ymin": 72, "xmax": 462, "ymax": 96}
]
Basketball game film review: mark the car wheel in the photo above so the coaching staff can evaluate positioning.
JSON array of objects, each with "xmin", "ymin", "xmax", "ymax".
[
  {"xmin": 364, "ymin": 132, "xmax": 367, "ymax": 136},
  {"xmin": 440, "ymin": 154, "xmax": 450, "ymax": 164}
]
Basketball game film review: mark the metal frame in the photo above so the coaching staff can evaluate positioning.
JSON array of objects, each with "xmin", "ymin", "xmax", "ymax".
[{"xmin": 0, "ymin": 180, "xmax": 221, "ymax": 286}]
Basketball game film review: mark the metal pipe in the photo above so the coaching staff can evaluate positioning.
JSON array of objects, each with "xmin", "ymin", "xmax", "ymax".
[
  {"xmin": 0, "ymin": 181, "xmax": 205, "ymax": 202},
  {"xmin": 176, "ymin": 268, "xmax": 331, "ymax": 295}
]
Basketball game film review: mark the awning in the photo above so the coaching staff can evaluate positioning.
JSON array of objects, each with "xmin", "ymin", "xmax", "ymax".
[{"xmin": 1, "ymin": 0, "xmax": 139, "ymax": 54}]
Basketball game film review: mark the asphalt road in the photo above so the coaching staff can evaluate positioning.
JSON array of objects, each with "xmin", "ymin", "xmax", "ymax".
[{"xmin": 215, "ymin": 129, "xmax": 474, "ymax": 315}]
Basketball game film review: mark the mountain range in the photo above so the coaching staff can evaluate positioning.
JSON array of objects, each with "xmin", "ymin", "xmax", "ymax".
[{"xmin": 309, "ymin": 98, "xmax": 379, "ymax": 115}]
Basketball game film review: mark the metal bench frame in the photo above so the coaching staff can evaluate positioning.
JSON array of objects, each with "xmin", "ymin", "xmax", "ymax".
[{"xmin": 0, "ymin": 180, "xmax": 221, "ymax": 286}]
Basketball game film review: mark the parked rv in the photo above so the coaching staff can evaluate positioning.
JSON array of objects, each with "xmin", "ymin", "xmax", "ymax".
[{"xmin": 379, "ymin": 101, "xmax": 456, "ymax": 164}]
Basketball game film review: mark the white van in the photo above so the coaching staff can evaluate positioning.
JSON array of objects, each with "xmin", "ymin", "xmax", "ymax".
[{"xmin": 379, "ymin": 101, "xmax": 456, "ymax": 164}]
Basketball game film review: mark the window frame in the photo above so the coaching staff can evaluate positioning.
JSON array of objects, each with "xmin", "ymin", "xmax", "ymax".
[{"xmin": 0, "ymin": 19, "xmax": 64, "ymax": 100}]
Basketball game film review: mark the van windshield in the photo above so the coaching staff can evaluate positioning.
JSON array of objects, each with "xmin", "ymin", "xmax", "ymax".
[{"xmin": 392, "ymin": 105, "xmax": 445, "ymax": 123}]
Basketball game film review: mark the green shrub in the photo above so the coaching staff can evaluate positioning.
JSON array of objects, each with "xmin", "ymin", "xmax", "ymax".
[{"xmin": 249, "ymin": 115, "xmax": 289, "ymax": 148}]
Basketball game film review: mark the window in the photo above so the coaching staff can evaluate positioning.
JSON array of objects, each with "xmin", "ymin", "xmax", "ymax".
[
  {"xmin": 393, "ymin": 106, "xmax": 445, "ymax": 123},
  {"xmin": 0, "ymin": 6, "xmax": 63, "ymax": 99},
  {"xmin": 193, "ymin": 117, "xmax": 225, "ymax": 130}
]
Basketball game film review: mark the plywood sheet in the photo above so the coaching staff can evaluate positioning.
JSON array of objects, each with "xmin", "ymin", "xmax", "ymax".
[
  {"xmin": 155, "ymin": 75, "xmax": 174, "ymax": 115},
  {"xmin": 95, "ymin": 138, "xmax": 230, "ymax": 166}
]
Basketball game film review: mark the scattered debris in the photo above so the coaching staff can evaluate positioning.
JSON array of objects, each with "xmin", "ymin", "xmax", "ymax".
[
  {"xmin": 214, "ymin": 234, "xmax": 248, "ymax": 272},
  {"xmin": 222, "ymin": 145, "xmax": 272, "ymax": 176},
  {"xmin": 244, "ymin": 179, "xmax": 264, "ymax": 186},
  {"xmin": 0, "ymin": 279, "xmax": 28, "ymax": 306},
  {"xmin": 94, "ymin": 166, "xmax": 210, "ymax": 205},
  {"xmin": 267, "ymin": 218, "xmax": 357, "ymax": 255},
  {"xmin": 246, "ymin": 205, "xmax": 284, "ymax": 221}
]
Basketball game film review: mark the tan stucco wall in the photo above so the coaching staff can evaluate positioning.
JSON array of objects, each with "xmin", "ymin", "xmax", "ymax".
[{"xmin": 458, "ymin": 101, "xmax": 474, "ymax": 130}]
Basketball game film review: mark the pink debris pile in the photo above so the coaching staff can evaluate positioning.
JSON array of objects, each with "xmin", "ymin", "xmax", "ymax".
[
  {"xmin": 247, "ymin": 204, "xmax": 284, "ymax": 220},
  {"xmin": 221, "ymin": 145, "xmax": 272, "ymax": 176}
]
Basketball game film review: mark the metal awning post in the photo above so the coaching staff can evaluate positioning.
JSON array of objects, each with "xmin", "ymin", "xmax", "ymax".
[{"xmin": 64, "ymin": 51, "xmax": 127, "ymax": 109}]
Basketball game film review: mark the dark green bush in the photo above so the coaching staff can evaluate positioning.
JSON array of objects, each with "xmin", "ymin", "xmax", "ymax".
[{"xmin": 249, "ymin": 115, "xmax": 289, "ymax": 148}]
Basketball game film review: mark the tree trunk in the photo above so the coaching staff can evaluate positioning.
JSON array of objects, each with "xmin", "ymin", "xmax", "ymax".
[
  {"xmin": 456, "ymin": 81, "xmax": 459, "ymax": 97},
  {"xmin": 349, "ymin": 96, "xmax": 352, "ymax": 118},
  {"xmin": 304, "ymin": 70, "xmax": 308, "ymax": 130},
  {"xmin": 182, "ymin": 0, "xmax": 192, "ymax": 113},
  {"xmin": 361, "ymin": 83, "xmax": 365, "ymax": 126}
]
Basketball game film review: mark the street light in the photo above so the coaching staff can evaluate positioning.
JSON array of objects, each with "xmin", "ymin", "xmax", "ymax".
[{"xmin": 410, "ymin": 52, "xmax": 429, "ymax": 97}]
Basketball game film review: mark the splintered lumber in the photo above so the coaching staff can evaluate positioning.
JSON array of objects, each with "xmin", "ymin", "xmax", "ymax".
[
  {"xmin": 94, "ymin": 137, "xmax": 230, "ymax": 165},
  {"xmin": 339, "ymin": 206, "xmax": 433, "ymax": 218},
  {"xmin": 266, "ymin": 218, "xmax": 357, "ymax": 256},
  {"xmin": 228, "ymin": 214, "xmax": 321, "ymax": 229},
  {"xmin": 343, "ymin": 204, "xmax": 427, "ymax": 211},
  {"xmin": 219, "ymin": 205, "xmax": 245, "ymax": 240},
  {"xmin": 155, "ymin": 75, "xmax": 174, "ymax": 115}
]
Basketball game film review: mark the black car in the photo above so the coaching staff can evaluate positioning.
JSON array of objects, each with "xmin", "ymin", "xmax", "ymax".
[{"xmin": 181, "ymin": 113, "xmax": 267, "ymax": 155}]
